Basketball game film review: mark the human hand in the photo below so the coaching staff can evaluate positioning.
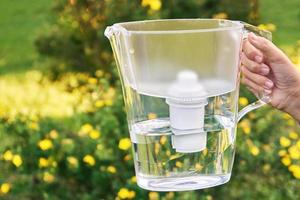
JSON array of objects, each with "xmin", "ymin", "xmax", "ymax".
[{"xmin": 241, "ymin": 32, "xmax": 300, "ymax": 122}]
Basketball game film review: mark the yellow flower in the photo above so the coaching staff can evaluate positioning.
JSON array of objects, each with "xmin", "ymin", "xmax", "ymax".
[
  {"xmin": 124, "ymin": 154, "xmax": 132, "ymax": 161},
  {"xmin": 43, "ymin": 172, "xmax": 55, "ymax": 183},
  {"xmin": 243, "ymin": 127, "xmax": 251, "ymax": 135},
  {"xmin": 288, "ymin": 164, "xmax": 300, "ymax": 172},
  {"xmin": 80, "ymin": 123, "xmax": 93, "ymax": 134},
  {"xmin": 118, "ymin": 138, "xmax": 132, "ymax": 151},
  {"xmin": 0, "ymin": 183, "xmax": 11, "ymax": 194},
  {"xmin": 289, "ymin": 131, "xmax": 299, "ymax": 140},
  {"xmin": 166, "ymin": 192, "xmax": 175, "ymax": 199},
  {"xmin": 250, "ymin": 146, "xmax": 260, "ymax": 156},
  {"xmin": 52, "ymin": 161, "xmax": 57, "ymax": 167},
  {"xmin": 239, "ymin": 119, "xmax": 251, "ymax": 135},
  {"xmin": 297, "ymin": 140, "xmax": 300, "ymax": 149},
  {"xmin": 95, "ymin": 70, "xmax": 104, "ymax": 77},
  {"xmin": 239, "ymin": 97, "xmax": 249, "ymax": 106},
  {"xmin": 289, "ymin": 165, "xmax": 300, "ymax": 179},
  {"xmin": 278, "ymin": 150, "xmax": 287, "ymax": 157},
  {"xmin": 38, "ymin": 139, "xmax": 53, "ymax": 151},
  {"xmin": 127, "ymin": 191, "xmax": 136, "ymax": 199},
  {"xmin": 39, "ymin": 157, "xmax": 50, "ymax": 168},
  {"xmin": 61, "ymin": 138, "xmax": 73, "ymax": 145},
  {"xmin": 3, "ymin": 150, "xmax": 13, "ymax": 161},
  {"xmin": 281, "ymin": 156, "xmax": 291, "ymax": 166},
  {"xmin": 262, "ymin": 144, "xmax": 271, "ymax": 152},
  {"xmin": 202, "ymin": 148, "xmax": 208, "ymax": 156},
  {"xmin": 212, "ymin": 12, "xmax": 228, "ymax": 19},
  {"xmin": 175, "ymin": 161, "xmax": 183, "ymax": 168},
  {"xmin": 117, "ymin": 188, "xmax": 128, "ymax": 199},
  {"xmin": 288, "ymin": 145, "xmax": 300, "ymax": 159},
  {"xmin": 28, "ymin": 121, "xmax": 39, "ymax": 130},
  {"xmin": 149, "ymin": 191, "xmax": 159, "ymax": 200},
  {"xmin": 248, "ymin": 113, "xmax": 256, "ymax": 119},
  {"xmin": 148, "ymin": 112, "xmax": 157, "ymax": 120},
  {"xmin": 258, "ymin": 23, "xmax": 276, "ymax": 32},
  {"xmin": 89, "ymin": 130, "xmax": 101, "ymax": 139},
  {"xmin": 166, "ymin": 150, "xmax": 171, "ymax": 156},
  {"xmin": 141, "ymin": 0, "xmax": 162, "ymax": 11},
  {"xmin": 280, "ymin": 136, "xmax": 291, "ymax": 147},
  {"xmin": 195, "ymin": 163, "xmax": 203, "ymax": 171},
  {"xmin": 49, "ymin": 130, "xmax": 59, "ymax": 139},
  {"xmin": 287, "ymin": 119, "xmax": 295, "ymax": 126},
  {"xmin": 12, "ymin": 154, "xmax": 22, "ymax": 167},
  {"xmin": 282, "ymin": 113, "xmax": 292, "ymax": 120},
  {"xmin": 104, "ymin": 99, "xmax": 113, "ymax": 106},
  {"xmin": 69, "ymin": 0, "xmax": 76, "ymax": 6},
  {"xmin": 117, "ymin": 188, "xmax": 135, "ymax": 199},
  {"xmin": 83, "ymin": 154, "xmax": 95, "ymax": 166},
  {"xmin": 160, "ymin": 136, "xmax": 167, "ymax": 145},
  {"xmin": 88, "ymin": 77, "xmax": 98, "ymax": 84},
  {"xmin": 263, "ymin": 164, "xmax": 271, "ymax": 173},
  {"xmin": 206, "ymin": 195, "xmax": 213, "ymax": 200},
  {"xmin": 130, "ymin": 176, "xmax": 137, "ymax": 183},
  {"xmin": 292, "ymin": 166, "xmax": 300, "ymax": 179},
  {"xmin": 95, "ymin": 100, "xmax": 105, "ymax": 108},
  {"xmin": 266, "ymin": 23, "xmax": 277, "ymax": 32},
  {"xmin": 67, "ymin": 156, "xmax": 78, "ymax": 167},
  {"xmin": 97, "ymin": 144, "xmax": 104, "ymax": 150},
  {"xmin": 107, "ymin": 165, "xmax": 117, "ymax": 174}
]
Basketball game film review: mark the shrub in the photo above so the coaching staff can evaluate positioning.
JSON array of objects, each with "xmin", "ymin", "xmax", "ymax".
[
  {"xmin": 35, "ymin": 0, "xmax": 259, "ymax": 78},
  {"xmin": 1, "ymin": 0, "xmax": 299, "ymax": 199}
]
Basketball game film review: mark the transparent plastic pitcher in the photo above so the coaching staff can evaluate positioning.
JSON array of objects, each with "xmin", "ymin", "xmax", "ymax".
[{"xmin": 105, "ymin": 19, "xmax": 271, "ymax": 191}]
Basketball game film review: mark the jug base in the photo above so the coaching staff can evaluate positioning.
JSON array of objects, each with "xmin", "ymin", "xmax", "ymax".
[{"xmin": 137, "ymin": 173, "xmax": 231, "ymax": 191}]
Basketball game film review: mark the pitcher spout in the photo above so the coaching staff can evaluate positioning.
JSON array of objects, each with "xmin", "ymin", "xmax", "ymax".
[{"xmin": 104, "ymin": 26, "xmax": 114, "ymax": 40}]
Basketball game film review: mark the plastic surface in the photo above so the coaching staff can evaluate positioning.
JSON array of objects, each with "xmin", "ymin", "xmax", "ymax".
[
  {"xmin": 105, "ymin": 19, "xmax": 272, "ymax": 191},
  {"xmin": 105, "ymin": 19, "xmax": 243, "ymax": 99},
  {"xmin": 166, "ymin": 70, "xmax": 208, "ymax": 152}
]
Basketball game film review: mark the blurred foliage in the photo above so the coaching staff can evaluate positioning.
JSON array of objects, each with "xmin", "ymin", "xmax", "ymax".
[
  {"xmin": 0, "ymin": 0, "xmax": 300, "ymax": 199},
  {"xmin": 34, "ymin": 0, "xmax": 259, "ymax": 79}
]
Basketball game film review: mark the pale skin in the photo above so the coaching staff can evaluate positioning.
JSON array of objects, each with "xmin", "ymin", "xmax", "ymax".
[{"xmin": 242, "ymin": 32, "xmax": 300, "ymax": 122}]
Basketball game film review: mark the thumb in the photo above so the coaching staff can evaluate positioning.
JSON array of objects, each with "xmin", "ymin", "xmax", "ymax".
[{"xmin": 248, "ymin": 32, "xmax": 283, "ymax": 61}]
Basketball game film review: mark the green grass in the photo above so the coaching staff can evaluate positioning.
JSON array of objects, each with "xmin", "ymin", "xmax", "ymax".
[
  {"xmin": 0, "ymin": 0, "xmax": 53, "ymax": 75},
  {"xmin": 260, "ymin": 0, "xmax": 300, "ymax": 47},
  {"xmin": 0, "ymin": 0, "xmax": 299, "ymax": 75}
]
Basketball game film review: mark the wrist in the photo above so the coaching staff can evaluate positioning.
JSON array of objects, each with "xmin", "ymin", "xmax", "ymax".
[{"xmin": 285, "ymin": 84, "xmax": 300, "ymax": 123}]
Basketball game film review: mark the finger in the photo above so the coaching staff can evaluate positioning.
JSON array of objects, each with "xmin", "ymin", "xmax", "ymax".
[
  {"xmin": 248, "ymin": 33, "xmax": 284, "ymax": 61},
  {"xmin": 241, "ymin": 53, "xmax": 270, "ymax": 75},
  {"xmin": 242, "ymin": 66, "xmax": 274, "ymax": 89},
  {"xmin": 242, "ymin": 39, "xmax": 264, "ymax": 63},
  {"xmin": 242, "ymin": 76, "xmax": 272, "ymax": 96}
]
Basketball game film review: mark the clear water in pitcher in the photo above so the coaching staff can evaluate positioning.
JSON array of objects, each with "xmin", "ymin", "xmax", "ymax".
[{"xmin": 129, "ymin": 90, "xmax": 238, "ymax": 191}]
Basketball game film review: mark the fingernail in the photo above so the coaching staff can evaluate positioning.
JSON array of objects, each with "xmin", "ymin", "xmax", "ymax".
[
  {"xmin": 264, "ymin": 80, "xmax": 274, "ymax": 89},
  {"xmin": 260, "ymin": 67, "xmax": 269, "ymax": 75},
  {"xmin": 255, "ymin": 55, "xmax": 263, "ymax": 63},
  {"xmin": 250, "ymin": 32, "xmax": 258, "ymax": 40},
  {"xmin": 264, "ymin": 89, "xmax": 272, "ymax": 95}
]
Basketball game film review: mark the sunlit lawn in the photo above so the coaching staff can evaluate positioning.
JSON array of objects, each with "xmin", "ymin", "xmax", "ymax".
[
  {"xmin": 0, "ymin": 0, "xmax": 53, "ymax": 75},
  {"xmin": 260, "ymin": 0, "xmax": 300, "ymax": 47}
]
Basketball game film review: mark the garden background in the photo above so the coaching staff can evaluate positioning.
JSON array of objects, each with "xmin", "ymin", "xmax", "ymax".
[{"xmin": 0, "ymin": 0, "xmax": 300, "ymax": 199}]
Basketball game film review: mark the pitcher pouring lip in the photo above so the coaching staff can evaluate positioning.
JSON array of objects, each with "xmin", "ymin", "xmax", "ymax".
[
  {"xmin": 105, "ymin": 24, "xmax": 131, "ymax": 41},
  {"xmin": 104, "ymin": 26, "xmax": 114, "ymax": 40},
  {"xmin": 105, "ymin": 19, "xmax": 244, "ymax": 35}
]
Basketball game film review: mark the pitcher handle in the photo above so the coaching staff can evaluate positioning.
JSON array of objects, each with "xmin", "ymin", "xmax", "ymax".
[{"xmin": 237, "ymin": 22, "xmax": 272, "ymax": 122}]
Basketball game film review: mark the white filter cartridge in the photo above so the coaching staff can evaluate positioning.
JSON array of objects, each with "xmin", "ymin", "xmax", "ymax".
[
  {"xmin": 166, "ymin": 70, "xmax": 208, "ymax": 153},
  {"xmin": 171, "ymin": 132, "xmax": 207, "ymax": 153}
]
